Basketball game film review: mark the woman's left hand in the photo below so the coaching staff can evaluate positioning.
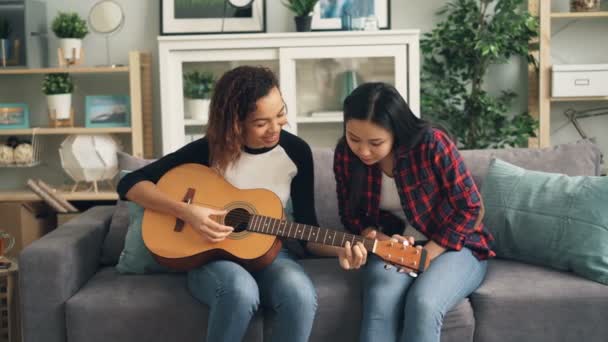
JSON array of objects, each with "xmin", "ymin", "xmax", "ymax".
[{"xmin": 390, "ymin": 234, "xmax": 423, "ymax": 275}]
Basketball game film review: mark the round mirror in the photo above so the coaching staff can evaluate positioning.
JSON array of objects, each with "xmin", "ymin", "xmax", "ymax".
[
  {"xmin": 89, "ymin": 0, "xmax": 124, "ymax": 34},
  {"xmin": 228, "ymin": 0, "xmax": 253, "ymax": 8}
]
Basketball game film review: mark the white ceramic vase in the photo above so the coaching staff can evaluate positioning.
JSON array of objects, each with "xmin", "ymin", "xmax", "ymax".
[
  {"xmin": 185, "ymin": 98, "xmax": 210, "ymax": 124},
  {"xmin": 47, "ymin": 93, "xmax": 72, "ymax": 120},
  {"xmin": 59, "ymin": 38, "xmax": 82, "ymax": 61}
]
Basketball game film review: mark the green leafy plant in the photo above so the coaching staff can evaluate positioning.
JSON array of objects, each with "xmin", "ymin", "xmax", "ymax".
[
  {"xmin": 421, "ymin": 0, "xmax": 539, "ymax": 149},
  {"xmin": 0, "ymin": 18, "xmax": 11, "ymax": 39},
  {"xmin": 183, "ymin": 71, "xmax": 215, "ymax": 99},
  {"xmin": 42, "ymin": 73, "xmax": 74, "ymax": 95},
  {"xmin": 52, "ymin": 12, "xmax": 88, "ymax": 39},
  {"xmin": 282, "ymin": 0, "xmax": 319, "ymax": 17}
]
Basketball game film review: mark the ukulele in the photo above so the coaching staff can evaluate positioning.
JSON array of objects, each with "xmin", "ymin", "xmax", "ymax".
[{"xmin": 142, "ymin": 163, "xmax": 430, "ymax": 273}]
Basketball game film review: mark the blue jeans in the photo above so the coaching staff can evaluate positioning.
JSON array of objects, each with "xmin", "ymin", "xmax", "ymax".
[
  {"xmin": 187, "ymin": 248, "xmax": 317, "ymax": 342},
  {"xmin": 360, "ymin": 247, "xmax": 487, "ymax": 342}
]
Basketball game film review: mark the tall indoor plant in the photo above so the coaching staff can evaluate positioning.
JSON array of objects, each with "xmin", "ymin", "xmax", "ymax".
[
  {"xmin": 282, "ymin": 0, "xmax": 319, "ymax": 32},
  {"xmin": 421, "ymin": 0, "xmax": 539, "ymax": 149},
  {"xmin": 43, "ymin": 73, "xmax": 74, "ymax": 120},
  {"xmin": 183, "ymin": 71, "xmax": 215, "ymax": 123},
  {"xmin": 52, "ymin": 12, "xmax": 88, "ymax": 63}
]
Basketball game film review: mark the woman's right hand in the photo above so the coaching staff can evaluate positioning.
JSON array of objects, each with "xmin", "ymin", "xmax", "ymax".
[{"xmin": 182, "ymin": 205, "xmax": 234, "ymax": 243}]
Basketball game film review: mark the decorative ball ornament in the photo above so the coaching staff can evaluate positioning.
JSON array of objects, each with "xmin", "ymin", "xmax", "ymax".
[
  {"xmin": 58, "ymin": 134, "xmax": 120, "ymax": 182},
  {"xmin": 0, "ymin": 145, "xmax": 14, "ymax": 165},
  {"xmin": 14, "ymin": 143, "xmax": 34, "ymax": 165}
]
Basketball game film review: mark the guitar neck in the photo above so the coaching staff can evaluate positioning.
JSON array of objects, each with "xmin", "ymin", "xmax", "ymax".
[{"xmin": 248, "ymin": 215, "xmax": 375, "ymax": 251}]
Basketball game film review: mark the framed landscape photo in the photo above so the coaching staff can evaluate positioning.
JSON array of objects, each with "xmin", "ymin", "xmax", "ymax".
[
  {"xmin": 161, "ymin": 0, "xmax": 266, "ymax": 35},
  {"xmin": 312, "ymin": 0, "xmax": 391, "ymax": 31},
  {"xmin": 85, "ymin": 95, "xmax": 131, "ymax": 128},
  {"xmin": 0, "ymin": 103, "xmax": 30, "ymax": 129}
]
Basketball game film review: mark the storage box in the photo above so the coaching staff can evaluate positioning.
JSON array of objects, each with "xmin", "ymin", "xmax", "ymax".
[
  {"xmin": 552, "ymin": 64, "xmax": 608, "ymax": 97},
  {"xmin": 0, "ymin": 202, "xmax": 56, "ymax": 258}
]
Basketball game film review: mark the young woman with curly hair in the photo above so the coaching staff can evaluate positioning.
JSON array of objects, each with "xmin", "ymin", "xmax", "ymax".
[{"xmin": 117, "ymin": 66, "xmax": 318, "ymax": 342}]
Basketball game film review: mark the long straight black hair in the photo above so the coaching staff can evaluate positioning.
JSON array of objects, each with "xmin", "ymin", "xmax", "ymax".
[{"xmin": 341, "ymin": 82, "xmax": 432, "ymax": 213}]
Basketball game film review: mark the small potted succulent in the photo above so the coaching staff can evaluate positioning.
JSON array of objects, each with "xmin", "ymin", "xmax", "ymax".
[
  {"xmin": 52, "ymin": 12, "xmax": 88, "ymax": 63},
  {"xmin": 183, "ymin": 71, "xmax": 215, "ymax": 123},
  {"xmin": 42, "ymin": 73, "xmax": 74, "ymax": 120},
  {"xmin": 282, "ymin": 0, "xmax": 319, "ymax": 32},
  {"xmin": 0, "ymin": 18, "xmax": 12, "ymax": 62}
]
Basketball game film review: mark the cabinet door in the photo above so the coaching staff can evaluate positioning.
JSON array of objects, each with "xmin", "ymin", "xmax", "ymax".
[
  {"xmin": 160, "ymin": 48, "xmax": 279, "ymax": 153},
  {"xmin": 279, "ymin": 45, "xmax": 411, "ymax": 147}
]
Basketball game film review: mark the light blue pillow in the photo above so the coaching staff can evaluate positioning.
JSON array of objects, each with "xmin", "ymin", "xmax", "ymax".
[
  {"xmin": 481, "ymin": 158, "xmax": 608, "ymax": 284},
  {"xmin": 115, "ymin": 201, "xmax": 170, "ymax": 274}
]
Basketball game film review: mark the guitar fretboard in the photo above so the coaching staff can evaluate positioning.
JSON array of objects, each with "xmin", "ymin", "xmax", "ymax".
[{"xmin": 248, "ymin": 215, "xmax": 375, "ymax": 251}]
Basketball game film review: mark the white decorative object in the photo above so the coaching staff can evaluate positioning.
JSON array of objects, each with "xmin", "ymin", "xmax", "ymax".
[
  {"xmin": 13, "ymin": 143, "xmax": 33, "ymax": 165},
  {"xmin": 58, "ymin": 134, "xmax": 121, "ymax": 192},
  {"xmin": 185, "ymin": 98, "xmax": 210, "ymax": 123},
  {"xmin": 0, "ymin": 145, "xmax": 14, "ymax": 165},
  {"xmin": 552, "ymin": 64, "xmax": 608, "ymax": 97},
  {"xmin": 59, "ymin": 38, "xmax": 82, "ymax": 61},
  {"xmin": 47, "ymin": 93, "xmax": 72, "ymax": 120}
]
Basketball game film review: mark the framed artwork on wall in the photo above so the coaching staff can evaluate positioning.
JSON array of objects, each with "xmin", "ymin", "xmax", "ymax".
[
  {"xmin": 160, "ymin": 0, "xmax": 266, "ymax": 35},
  {"xmin": 85, "ymin": 95, "xmax": 130, "ymax": 128},
  {"xmin": 0, "ymin": 103, "xmax": 30, "ymax": 129},
  {"xmin": 312, "ymin": 0, "xmax": 391, "ymax": 31}
]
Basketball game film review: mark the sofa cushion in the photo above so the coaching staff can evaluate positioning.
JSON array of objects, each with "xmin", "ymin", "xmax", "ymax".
[
  {"xmin": 472, "ymin": 259, "xmax": 608, "ymax": 342},
  {"xmin": 65, "ymin": 267, "xmax": 263, "ymax": 342},
  {"xmin": 481, "ymin": 158, "xmax": 608, "ymax": 284},
  {"xmin": 312, "ymin": 148, "xmax": 343, "ymax": 231},
  {"xmin": 294, "ymin": 259, "xmax": 475, "ymax": 342},
  {"xmin": 460, "ymin": 140, "xmax": 601, "ymax": 189},
  {"xmin": 101, "ymin": 152, "xmax": 155, "ymax": 265},
  {"xmin": 115, "ymin": 201, "xmax": 169, "ymax": 274}
]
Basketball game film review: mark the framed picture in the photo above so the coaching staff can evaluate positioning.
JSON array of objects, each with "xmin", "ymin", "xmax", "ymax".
[
  {"xmin": 0, "ymin": 103, "xmax": 30, "ymax": 129},
  {"xmin": 312, "ymin": 0, "xmax": 391, "ymax": 31},
  {"xmin": 161, "ymin": 0, "xmax": 266, "ymax": 35},
  {"xmin": 85, "ymin": 95, "xmax": 131, "ymax": 128}
]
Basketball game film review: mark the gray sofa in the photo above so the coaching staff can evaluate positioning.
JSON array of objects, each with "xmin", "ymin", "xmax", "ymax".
[{"xmin": 20, "ymin": 142, "xmax": 608, "ymax": 342}]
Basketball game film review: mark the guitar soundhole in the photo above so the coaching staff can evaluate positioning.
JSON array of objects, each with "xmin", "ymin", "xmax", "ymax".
[{"xmin": 225, "ymin": 208, "xmax": 251, "ymax": 233}]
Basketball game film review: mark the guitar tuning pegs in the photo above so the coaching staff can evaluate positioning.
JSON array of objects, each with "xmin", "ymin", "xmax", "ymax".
[
  {"xmin": 408, "ymin": 272, "xmax": 418, "ymax": 278},
  {"xmin": 384, "ymin": 264, "xmax": 393, "ymax": 270}
]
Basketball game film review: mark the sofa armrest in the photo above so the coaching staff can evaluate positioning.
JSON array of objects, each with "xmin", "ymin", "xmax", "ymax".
[{"xmin": 19, "ymin": 205, "xmax": 115, "ymax": 342}]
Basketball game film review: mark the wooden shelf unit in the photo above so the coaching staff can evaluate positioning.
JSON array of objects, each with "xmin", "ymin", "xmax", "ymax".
[
  {"xmin": 0, "ymin": 66, "xmax": 130, "ymax": 75},
  {"xmin": 0, "ymin": 51, "xmax": 153, "ymax": 202},
  {"xmin": 0, "ymin": 127, "xmax": 133, "ymax": 135},
  {"xmin": 0, "ymin": 191, "xmax": 118, "ymax": 202},
  {"xmin": 551, "ymin": 11, "xmax": 608, "ymax": 19},
  {"xmin": 528, "ymin": 1, "xmax": 608, "ymax": 148}
]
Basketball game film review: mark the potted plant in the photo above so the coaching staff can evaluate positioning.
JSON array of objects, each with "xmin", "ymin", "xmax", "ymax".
[
  {"xmin": 421, "ymin": 0, "xmax": 539, "ymax": 149},
  {"xmin": 0, "ymin": 18, "xmax": 12, "ymax": 63},
  {"xmin": 52, "ymin": 12, "xmax": 88, "ymax": 63},
  {"xmin": 42, "ymin": 73, "xmax": 74, "ymax": 120},
  {"xmin": 183, "ymin": 71, "xmax": 215, "ymax": 123},
  {"xmin": 282, "ymin": 0, "xmax": 319, "ymax": 32}
]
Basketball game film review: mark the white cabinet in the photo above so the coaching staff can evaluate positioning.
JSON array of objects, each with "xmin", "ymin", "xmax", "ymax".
[{"xmin": 158, "ymin": 30, "xmax": 420, "ymax": 154}]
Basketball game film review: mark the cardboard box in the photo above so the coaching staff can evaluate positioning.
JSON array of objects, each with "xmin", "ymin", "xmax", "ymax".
[
  {"xmin": 0, "ymin": 202, "xmax": 56, "ymax": 258},
  {"xmin": 552, "ymin": 64, "xmax": 608, "ymax": 97}
]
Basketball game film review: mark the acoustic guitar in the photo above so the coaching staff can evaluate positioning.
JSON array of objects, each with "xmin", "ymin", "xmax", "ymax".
[{"xmin": 142, "ymin": 163, "xmax": 430, "ymax": 273}]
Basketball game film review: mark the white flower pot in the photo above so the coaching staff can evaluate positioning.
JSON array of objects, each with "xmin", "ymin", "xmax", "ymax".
[
  {"xmin": 59, "ymin": 38, "xmax": 82, "ymax": 61},
  {"xmin": 47, "ymin": 93, "xmax": 72, "ymax": 120},
  {"xmin": 185, "ymin": 98, "xmax": 210, "ymax": 123}
]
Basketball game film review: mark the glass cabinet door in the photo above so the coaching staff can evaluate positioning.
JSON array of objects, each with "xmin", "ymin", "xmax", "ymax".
[{"xmin": 280, "ymin": 45, "xmax": 408, "ymax": 147}]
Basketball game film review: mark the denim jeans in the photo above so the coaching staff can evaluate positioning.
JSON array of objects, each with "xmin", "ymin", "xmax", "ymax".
[
  {"xmin": 360, "ymin": 247, "xmax": 487, "ymax": 342},
  {"xmin": 187, "ymin": 248, "xmax": 317, "ymax": 342}
]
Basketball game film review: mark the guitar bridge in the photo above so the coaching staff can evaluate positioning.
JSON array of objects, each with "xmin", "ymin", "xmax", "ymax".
[{"xmin": 174, "ymin": 188, "xmax": 196, "ymax": 232}]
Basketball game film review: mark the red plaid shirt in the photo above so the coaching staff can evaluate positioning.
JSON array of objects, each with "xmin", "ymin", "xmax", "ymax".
[{"xmin": 334, "ymin": 128, "xmax": 495, "ymax": 260}]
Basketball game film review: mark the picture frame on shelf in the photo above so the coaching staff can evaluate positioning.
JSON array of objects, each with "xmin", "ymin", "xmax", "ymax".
[
  {"xmin": 312, "ymin": 0, "xmax": 390, "ymax": 31},
  {"xmin": 85, "ymin": 95, "xmax": 130, "ymax": 128},
  {"xmin": 160, "ymin": 0, "xmax": 266, "ymax": 35},
  {"xmin": 0, "ymin": 103, "xmax": 29, "ymax": 129}
]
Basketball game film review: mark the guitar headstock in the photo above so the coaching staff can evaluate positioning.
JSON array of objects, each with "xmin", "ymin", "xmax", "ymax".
[{"xmin": 374, "ymin": 240, "xmax": 430, "ymax": 273}]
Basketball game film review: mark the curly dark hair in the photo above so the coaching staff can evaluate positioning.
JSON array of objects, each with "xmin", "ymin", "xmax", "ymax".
[{"xmin": 206, "ymin": 65, "xmax": 279, "ymax": 173}]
